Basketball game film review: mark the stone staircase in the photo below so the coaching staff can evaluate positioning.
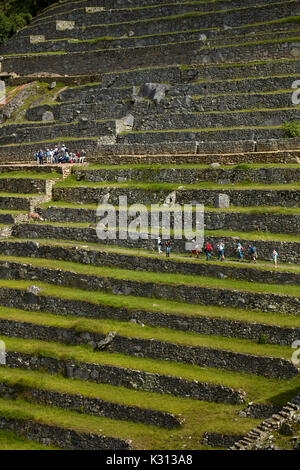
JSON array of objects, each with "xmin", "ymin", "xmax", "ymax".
[{"xmin": 0, "ymin": 0, "xmax": 299, "ymax": 451}]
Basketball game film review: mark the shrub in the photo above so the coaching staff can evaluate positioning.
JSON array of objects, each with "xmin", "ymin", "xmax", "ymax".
[
  {"xmin": 0, "ymin": 0, "xmax": 57, "ymax": 44},
  {"xmin": 258, "ymin": 334, "xmax": 268, "ymax": 345},
  {"xmin": 283, "ymin": 121, "xmax": 300, "ymax": 138}
]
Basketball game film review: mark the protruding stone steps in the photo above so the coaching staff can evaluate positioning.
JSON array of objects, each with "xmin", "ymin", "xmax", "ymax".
[
  {"xmin": 0, "ymin": 255, "xmax": 298, "ymax": 315},
  {"xmin": 11, "ymin": 222, "xmax": 300, "ymax": 263}
]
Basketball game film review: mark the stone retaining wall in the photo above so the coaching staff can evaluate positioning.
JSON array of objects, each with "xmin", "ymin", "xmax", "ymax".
[
  {"xmin": 2, "ymin": 37, "xmax": 299, "ymax": 77},
  {"xmin": 1, "ymin": 317, "xmax": 298, "ymax": 379},
  {"xmin": 0, "ymin": 258, "xmax": 299, "ymax": 315},
  {"xmin": 0, "ymin": 415, "xmax": 130, "ymax": 450},
  {"xmin": 0, "ymin": 285, "xmax": 297, "ymax": 346},
  {"xmin": 4, "ymin": 351, "xmax": 245, "ymax": 404},
  {"xmin": 12, "ymin": 2, "xmax": 297, "ymax": 44},
  {"xmin": 52, "ymin": 186, "xmax": 300, "ymax": 208},
  {"xmin": 230, "ymin": 393, "xmax": 300, "ymax": 450},
  {"xmin": 102, "ymin": 60, "xmax": 299, "ymax": 88},
  {"xmin": 1, "ymin": 241, "xmax": 299, "ymax": 286},
  {"xmin": 75, "ymin": 167, "xmax": 300, "ymax": 185},
  {"xmin": 11, "ymin": 224, "xmax": 300, "ymax": 263},
  {"xmin": 0, "ymin": 289, "xmax": 299, "ymax": 348},
  {"xmin": 0, "ymin": 381, "xmax": 180, "ymax": 429},
  {"xmin": 117, "ymin": 128, "xmax": 284, "ymax": 144},
  {"xmin": 0, "ymin": 178, "xmax": 48, "ymax": 194},
  {"xmin": 37, "ymin": 205, "xmax": 300, "ymax": 235}
]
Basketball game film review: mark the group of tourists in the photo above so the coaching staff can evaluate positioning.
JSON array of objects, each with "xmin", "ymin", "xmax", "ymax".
[
  {"xmin": 157, "ymin": 237, "xmax": 279, "ymax": 267},
  {"xmin": 34, "ymin": 146, "xmax": 87, "ymax": 165}
]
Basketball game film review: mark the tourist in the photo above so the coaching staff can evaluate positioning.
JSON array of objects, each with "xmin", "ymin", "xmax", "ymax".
[
  {"xmin": 204, "ymin": 241, "xmax": 213, "ymax": 261},
  {"xmin": 46, "ymin": 148, "xmax": 51, "ymax": 163},
  {"xmin": 272, "ymin": 249, "xmax": 278, "ymax": 268},
  {"xmin": 217, "ymin": 240, "xmax": 225, "ymax": 261},
  {"xmin": 80, "ymin": 149, "xmax": 86, "ymax": 163},
  {"xmin": 157, "ymin": 236, "xmax": 162, "ymax": 255},
  {"xmin": 38, "ymin": 149, "xmax": 44, "ymax": 165},
  {"xmin": 237, "ymin": 242, "xmax": 244, "ymax": 261},
  {"xmin": 190, "ymin": 239, "xmax": 200, "ymax": 258},
  {"xmin": 248, "ymin": 244, "xmax": 257, "ymax": 263},
  {"xmin": 165, "ymin": 239, "xmax": 171, "ymax": 258}
]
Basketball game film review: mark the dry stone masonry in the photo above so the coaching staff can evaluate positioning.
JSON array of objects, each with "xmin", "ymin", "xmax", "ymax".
[{"xmin": 0, "ymin": 0, "xmax": 299, "ymax": 451}]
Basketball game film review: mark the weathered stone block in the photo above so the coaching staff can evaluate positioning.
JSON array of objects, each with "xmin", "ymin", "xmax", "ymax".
[{"xmin": 214, "ymin": 194, "xmax": 230, "ymax": 208}]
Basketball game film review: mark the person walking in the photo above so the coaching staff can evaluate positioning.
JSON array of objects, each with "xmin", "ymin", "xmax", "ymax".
[
  {"xmin": 165, "ymin": 239, "xmax": 171, "ymax": 258},
  {"xmin": 217, "ymin": 241, "xmax": 225, "ymax": 261},
  {"xmin": 204, "ymin": 241, "xmax": 213, "ymax": 261},
  {"xmin": 38, "ymin": 149, "xmax": 44, "ymax": 165},
  {"xmin": 248, "ymin": 244, "xmax": 257, "ymax": 263},
  {"xmin": 190, "ymin": 239, "xmax": 200, "ymax": 258},
  {"xmin": 272, "ymin": 249, "xmax": 278, "ymax": 268},
  {"xmin": 237, "ymin": 242, "xmax": 244, "ymax": 261}
]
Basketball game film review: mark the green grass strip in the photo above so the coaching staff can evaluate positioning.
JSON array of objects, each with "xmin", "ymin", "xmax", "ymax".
[
  {"xmin": 0, "ymin": 305, "xmax": 295, "ymax": 360},
  {"xmin": 0, "ymin": 254, "xmax": 298, "ymax": 297},
  {"xmin": 2, "ymin": 336, "xmax": 300, "ymax": 406}
]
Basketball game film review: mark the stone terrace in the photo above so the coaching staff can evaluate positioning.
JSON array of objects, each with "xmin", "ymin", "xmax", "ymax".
[{"xmin": 0, "ymin": 0, "xmax": 299, "ymax": 451}]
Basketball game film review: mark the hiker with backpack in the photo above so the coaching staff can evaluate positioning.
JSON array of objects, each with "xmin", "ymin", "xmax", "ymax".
[
  {"xmin": 204, "ymin": 241, "xmax": 213, "ymax": 261},
  {"xmin": 217, "ymin": 241, "xmax": 225, "ymax": 262},
  {"xmin": 248, "ymin": 244, "xmax": 257, "ymax": 263}
]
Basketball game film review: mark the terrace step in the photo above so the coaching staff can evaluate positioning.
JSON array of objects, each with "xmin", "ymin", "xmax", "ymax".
[
  {"xmin": 12, "ymin": 1, "xmax": 298, "ymax": 42},
  {"xmin": 0, "ymin": 255, "xmax": 298, "ymax": 315},
  {"xmin": 2, "ymin": 35, "xmax": 300, "ymax": 77},
  {"xmin": 0, "ymin": 398, "xmax": 130, "ymax": 450},
  {"xmin": 0, "ymin": 376, "xmax": 181, "ymax": 429},
  {"xmin": 7, "ymin": 24, "xmax": 300, "ymax": 56},
  {"xmin": 2, "ymin": 347, "xmax": 245, "ymax": 404},
  {"xmin": 0, "ymin": 315, "xmax": 298, "ymax": 380},
  {"xmin": 11, "ymin": 223, "xmax": 300, "ymax": 263},
  {"xmin": 25, "ymin": 92, "xmax": 300, "ymax": 124},
  {"xmin": 1, "ymin": 239, "xmax": 299, "ymax": 286},
  {"xmin": 72, "ymin": 165, "xmax": 300, "ymax": 184},
  {"xmin": 52, "ymin": 183, "xmax": 300, "ymax": 208},
  {"xmin": 0, "ymin": 280, "xmax": 299, "ymax": 346}
]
